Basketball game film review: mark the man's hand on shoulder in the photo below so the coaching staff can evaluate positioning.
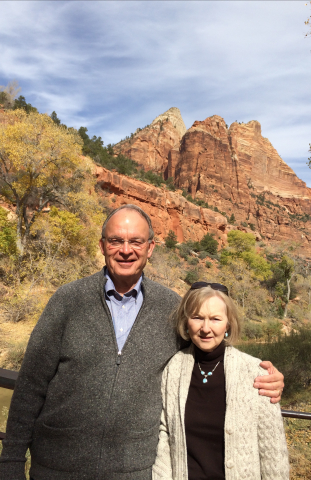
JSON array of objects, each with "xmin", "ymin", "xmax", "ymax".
[{"xmin": 253, "ymin": 361, "xmax": 284, "ymax": 404}]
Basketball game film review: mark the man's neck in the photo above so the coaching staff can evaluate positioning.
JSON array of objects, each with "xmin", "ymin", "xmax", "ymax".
[{"xmin": 107, "ymin": 271, "xmax": 141, "ymax": 296}]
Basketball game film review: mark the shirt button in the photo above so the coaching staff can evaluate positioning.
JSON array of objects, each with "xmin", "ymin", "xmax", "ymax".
[
  {"xmin": 226, "ymin": 459, "xmax": 234, "ymax": 469},
  {"xmin": 226, "ymin": 428, "xmax": 233, "ymax": 435},
  {"xmin": 120, "ymin": 328, "xmax": 123, "ymax": 332},
  {"xmin": 122, "ymin": 305, "xmax": 125, "ymax": 309}
]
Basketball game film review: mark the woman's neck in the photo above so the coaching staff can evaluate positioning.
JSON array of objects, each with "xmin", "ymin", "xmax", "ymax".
[{"xmin": 194, "ymin": 341, "xmax": 226, "ymax": 363}]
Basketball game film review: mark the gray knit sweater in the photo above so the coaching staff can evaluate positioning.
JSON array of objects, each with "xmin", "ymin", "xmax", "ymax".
[
  {"xmin": 152, "ymin": 345, "xmax": 289, "ymax": 480},
  {"xmin": 0, "ymin": 270, "xmax": 181, "ymax": 480}
]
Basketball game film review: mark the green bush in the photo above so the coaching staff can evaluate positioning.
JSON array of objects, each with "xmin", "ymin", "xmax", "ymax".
[
  {"xmin": 242, "ymin": 321, "xmax": 263, "ymax": 340},
  {"xmin": 205, "ymin": 261, "xmax": 212, "ymax": 268},
  {"xmin": 200, "ymin": 233, "xmax": 218, "ymax": 255},
  {"xmin": 187, "ymin": 257, "xmax": 199, "ymax": 265},
  {"xmin": 164, "ymin": 230, "xmax": 178, "ymax": 249},
  {"xmin": 185, "ymin": 269, "xmax": 199, "ymax": 285},
  {"xmin": 238, "ymin": 329, "xmax": 311, "ymax": 399},
  {"xmin": 228, "ymin": 213, "xmax": 236, "ymax": 225},
  {"xmin": 199, "ymin": 251, "xmax": 208, "ymax": 260}
]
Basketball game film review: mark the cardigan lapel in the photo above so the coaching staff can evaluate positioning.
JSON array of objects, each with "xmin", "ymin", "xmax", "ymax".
[{"xmin": 178, "ymin": 345, "xmax": 195, "ymax": 449}]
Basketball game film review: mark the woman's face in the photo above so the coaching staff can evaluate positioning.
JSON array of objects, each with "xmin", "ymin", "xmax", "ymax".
[{"xmin": 187, "ymin": 295, "xmax": 228, "ymax": 352}]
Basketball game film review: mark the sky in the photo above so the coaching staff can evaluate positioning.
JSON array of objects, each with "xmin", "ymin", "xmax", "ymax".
[{"xmin": 1, "ymin": 1, "xmax": 311, "ymax": 186}]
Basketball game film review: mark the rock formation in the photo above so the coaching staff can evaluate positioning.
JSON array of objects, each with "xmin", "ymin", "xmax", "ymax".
[
  {"xmin": 96, "ymin": 167, "xmax": 227, "ymax": 244},
  {"xmin": 113, "ymin": 107, "xmax": 186, "ymax": 176},
  {"xmin": 99, "ymin": 109, "xmax": 311, "ymax": 251}
]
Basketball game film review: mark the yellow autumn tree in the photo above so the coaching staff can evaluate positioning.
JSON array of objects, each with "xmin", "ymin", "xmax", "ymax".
[{"xmin": 0, "ymin": 109, "xmax": 85, "ymax": 254}]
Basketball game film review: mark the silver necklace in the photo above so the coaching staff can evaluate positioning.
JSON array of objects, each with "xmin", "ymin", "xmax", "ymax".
[{"xmin": 198, "ymin": 361, "xmax": 220, "ymax": 384}]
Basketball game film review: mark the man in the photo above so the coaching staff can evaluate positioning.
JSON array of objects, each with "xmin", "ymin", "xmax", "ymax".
[{"xmin": 0, "ymin": 205, "xmax": 284, "ymax": 480}]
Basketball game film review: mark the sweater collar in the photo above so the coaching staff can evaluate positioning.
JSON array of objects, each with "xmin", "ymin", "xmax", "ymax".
[{"xmin": 194, "ymin": 340, "xmax": 226, "ymax": 364}]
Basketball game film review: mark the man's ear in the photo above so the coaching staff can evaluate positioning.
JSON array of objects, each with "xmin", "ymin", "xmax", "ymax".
[
  {"xmin": 99, "ymin": 239, "xmax": 105, "ymax": 255},
  {"xmin": 147, "ymin": 240, "xmax": 155, "ymax": 258}
]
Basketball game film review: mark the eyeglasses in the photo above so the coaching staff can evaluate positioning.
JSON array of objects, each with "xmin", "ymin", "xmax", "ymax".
[
  {"xmin": 190, "ymin": 281, "xmax": 229, "ymax": 296},
  {"xmin": 103, "ymin": 237, "xmax": 150, "ymax": 250}
]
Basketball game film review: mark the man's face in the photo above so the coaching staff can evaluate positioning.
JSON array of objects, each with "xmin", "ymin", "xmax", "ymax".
[{"xmin": 99, "ymin": 209, "xmax": 155, "ymax": 285}]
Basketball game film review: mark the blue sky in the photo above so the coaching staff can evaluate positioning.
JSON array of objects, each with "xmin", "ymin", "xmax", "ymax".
[{"xmin": 1, "ymin": 1, "xmax": 311, "ymax": 186}]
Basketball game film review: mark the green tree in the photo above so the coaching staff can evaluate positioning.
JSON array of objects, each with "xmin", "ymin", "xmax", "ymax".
[
  {"xmin": 228, "ymin": 213, "xmax": 236, "ymax": 225},
  {"xmin": 221, "ymin": 230, "xmax": 271, "ymax": 281},
  {"xmin": 243, "ymin": 321, "xmax": 263, "ymax": 340},
  {"xmin": 241, "ymin": 250, "xmax": 272, "ymax": 281},
  {"xmin": 164, "ymin": 230, "xmax": 178, "ymax": 249},
  {"xmin": 0, "ymin": 91, "xmax": 12, "ymax": 110},
  {"xmin": 227, "ymin": 230, "xmax": 255, "ymax": 252},
  {"xmin": 200, "ymin": 233, "xmax": 218, "ymax": 255},
  {"xmin": 13, "ymin": 96, "xmax": 38, "ymax": 114},
  {"xmin": 50, "ymin": 111, "xmax": 61, "ymax": 126},
  {"xmin": 273, "ymin": 255, "xmax": 295, "ymax": 318},
  {"xmin": 263, "ymin": 320, "xmax": 282, "ymax": 341}
]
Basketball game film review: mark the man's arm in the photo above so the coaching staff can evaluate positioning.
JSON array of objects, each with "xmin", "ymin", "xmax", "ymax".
[
  {"xmin": 0, "ymin": 288, "xmax": 66, "ymax": 479},
  {"xmin": 253, "ymin": 361, "xmax": 284, "ymax": 404}
]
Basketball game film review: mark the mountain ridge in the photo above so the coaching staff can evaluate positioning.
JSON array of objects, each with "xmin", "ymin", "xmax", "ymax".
[{"xmin": 103, "ymin": 108, "xmax": 311, "ymax": 252}]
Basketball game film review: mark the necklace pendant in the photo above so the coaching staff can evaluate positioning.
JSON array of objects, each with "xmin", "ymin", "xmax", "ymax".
[
  {"xmin": 203, "ymin": 378, "xmax": 208, "ymax": 384},
  {"xmin": 200, "ymin": 371, "xmax": 205, "ymax": 375},
  {"xmin": 207, "ymin": 372, "xmax": 212, "ymax": 376}
]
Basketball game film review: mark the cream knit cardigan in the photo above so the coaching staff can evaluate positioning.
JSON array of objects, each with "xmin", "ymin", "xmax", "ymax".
[{"xmin": 152, "ymin": 345, "xmax": 289, "ymax": 480}]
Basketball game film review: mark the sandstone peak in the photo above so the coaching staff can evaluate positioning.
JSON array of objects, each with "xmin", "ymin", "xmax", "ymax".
[
  {"xmin": 151, "ymin": 107, "xmax": 187, "ymax": 137},
  {"xmin": 189, "ymin": 115, "xmax": 229, "ymax": 143},
  {"xmin": 114, "ymin": 107, "xmax": 186, "ymax": 175}
]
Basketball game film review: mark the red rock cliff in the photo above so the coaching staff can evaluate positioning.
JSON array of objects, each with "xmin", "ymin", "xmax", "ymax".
[
  {"xmin": 96, "ymin": 166, "xmax": 227, "ymax": 244},
  {"xmin": 101, "ymin": 109, "xmax": 311, "ymax": 250},
  {"xmin": 113, "ymin": 107, "xmax": 186, "ymax": 176}
]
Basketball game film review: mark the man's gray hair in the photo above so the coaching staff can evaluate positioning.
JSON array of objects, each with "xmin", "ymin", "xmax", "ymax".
[{"xmin": 102, "ymin": 204, "xmax": 155, "ymax": 240}]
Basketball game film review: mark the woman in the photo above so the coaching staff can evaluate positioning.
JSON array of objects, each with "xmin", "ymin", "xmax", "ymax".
[{"xmin": 153, "ymin": 282, "xmax": 289, "ymax": 480}]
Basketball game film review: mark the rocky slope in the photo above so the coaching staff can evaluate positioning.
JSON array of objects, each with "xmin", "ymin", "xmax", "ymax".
[
  {"xmin": 96, "ymin": 166, "xmax": 228, "ymax": 244},
  {"xmin": 100, "ymin": 109, "xmax": 311, "ymax": 251}
]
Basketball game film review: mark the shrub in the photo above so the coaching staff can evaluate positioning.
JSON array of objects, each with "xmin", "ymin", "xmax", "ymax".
[
  {"xmin": 187, "ymin": 257, "xmax": 199, "ymax": 265},
  {"xmin": 199, "ymin": 251, "xmax": 208, "ymax": 260},
  {"xmin": 164, "ymin": 230, "xmax": 178, "ymax": 249},
  {"xmin": 242, "ymin": 321, "xmax": 263, "ymax": 340},
  {"xmin": 228, "ymin": 213, "xmax": 236, "ymax": 225},
  {"xmin": 205, "ymin": 261, "xmax": 212, "ymax": 268},
  {"xmin": 185, "ymin": 269, "xmax": 199, "ymax": 285},
  {"xmin": 2, "ymin": 341, "xmax": 28, "ymax": 370},
  {"xmin": 0, "ymin": 207, "xmax": 17, "ymax": 257},
  {"xmin": 238, "ymin": 329, "xmax": 311, "ymax": 399},
  {"xmin": 200, "ymin": 233, "xmax": 218, "ymax": 255}
]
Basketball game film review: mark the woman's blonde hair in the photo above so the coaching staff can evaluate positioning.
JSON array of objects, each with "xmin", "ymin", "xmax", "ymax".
[{"xmin": 173, "ymin": 286, "xmax": 241, "ymax": 345}]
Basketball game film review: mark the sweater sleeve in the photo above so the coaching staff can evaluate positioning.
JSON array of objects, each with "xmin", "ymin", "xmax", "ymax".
[
  {"xmin": 0, "ymin": 287, "xmax": 67, "ymax": 480},
  {"xmin": 257, "ymin": 368, "xmax": 290, "ymax": 480},
  {"xmin": 152, "ymin": 366, "xmax": 174, "ymax": 480}
]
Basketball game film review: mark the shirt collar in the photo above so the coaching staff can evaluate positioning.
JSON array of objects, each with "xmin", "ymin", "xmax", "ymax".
[{"xmin": 104, "ymin": 267, "xmax": 143, "ymax": 300}]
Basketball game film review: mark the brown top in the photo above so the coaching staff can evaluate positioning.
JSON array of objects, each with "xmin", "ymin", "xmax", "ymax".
[{"xmin": 185, "ymin": 341, "xmax": 226, "ymax": 480}]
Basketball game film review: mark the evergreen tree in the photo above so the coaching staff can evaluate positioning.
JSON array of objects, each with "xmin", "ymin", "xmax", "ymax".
[
  {"xmin": 165, "ymin": 230, "xmax": 178, "ymax": 249},
  {"xmin": 200, "ymin": 233, "xmax": 218, "ymax": 255},
  {"xmin": 13, "ymin": 96, "xmax": 37, "ymax": 114}
]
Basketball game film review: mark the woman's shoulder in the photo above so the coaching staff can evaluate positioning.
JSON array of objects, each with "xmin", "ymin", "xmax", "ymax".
[
  {"xmin": 225, "ymin": 345, "xmax": 265, "ymax": 375},
  {"xmin": 164, "ymin": 345, "xmax": 193, "ymax": 371}
]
